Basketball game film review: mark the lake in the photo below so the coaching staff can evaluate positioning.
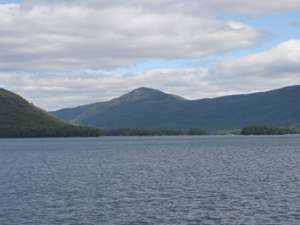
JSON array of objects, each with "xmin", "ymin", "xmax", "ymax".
[{"xmin": 0, "ymin": 136, "xmax": 300, "ymax": 225}]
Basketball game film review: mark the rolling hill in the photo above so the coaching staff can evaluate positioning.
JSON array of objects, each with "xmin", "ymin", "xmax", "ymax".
[
  {"xmin": 52, "ymin": 85, "xmax": 300, "ymax": 130},
  {"xmin": 0, "ymin": 88, "xmax": 100, "ymax": 137}
]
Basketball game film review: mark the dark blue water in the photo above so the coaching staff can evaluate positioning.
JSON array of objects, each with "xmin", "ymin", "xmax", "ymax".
[{"xmin": 0, "ymin": 136, "xmax": 300, "ymax": 225}]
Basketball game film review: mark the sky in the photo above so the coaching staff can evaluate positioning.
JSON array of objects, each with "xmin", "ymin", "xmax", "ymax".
[{"xmin": 0, "ymin": 0, "xmax": 299, "ymax": 110}]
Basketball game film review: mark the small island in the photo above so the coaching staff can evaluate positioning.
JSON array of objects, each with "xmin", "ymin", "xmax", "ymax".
[{"xmin": 241, "ymin": 125, "xmax": 297, "ymax": 136}]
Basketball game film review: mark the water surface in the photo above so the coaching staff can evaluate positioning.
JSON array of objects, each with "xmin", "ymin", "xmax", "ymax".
[{"xmin": 0, "ymin": 136, "xmax": 300, "ymax": 225}]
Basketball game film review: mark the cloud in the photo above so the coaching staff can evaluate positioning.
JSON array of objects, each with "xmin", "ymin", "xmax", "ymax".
[
  {"xmin": 210, "ymin": 0, "xmax": 300, "ymax": 16},
  {"xmin": 216, "ymin": 40, "xmax": 300, "ymax": 78},
  {"xmin": 24, "ymin": 0, "xmax": 300, "ymax": 15},
  {"xmin": 1, "ymin": 40, "xmax": 299, "ymax": 110},
  {"xmin": 210, "ymin": 39, "xmax": 300, "ymax": 90},
  {"xmin": 0, "ymin": 1, "xmax": 264, "ymax": 72}
]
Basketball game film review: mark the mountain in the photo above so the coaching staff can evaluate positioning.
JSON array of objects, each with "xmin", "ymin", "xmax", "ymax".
[
  {"xmin": 0, "ymin": 88, "xmax": 100, "ymax": 137},
  {"xmin": 52, "ymin": 86, "xmax": 300, "ymax": 130}
]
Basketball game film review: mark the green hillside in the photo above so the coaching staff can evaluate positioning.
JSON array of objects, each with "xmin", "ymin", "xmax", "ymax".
[{"xmin": 0, "ymin": 88, "xmax": 100, "ymax": 137}]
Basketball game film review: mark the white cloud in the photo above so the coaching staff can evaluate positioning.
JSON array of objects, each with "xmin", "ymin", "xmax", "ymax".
[
  {"xmin": 24, "ymin": 0, "xmax": 300, "ymax": 15},
  {"xmin": 210, "ymin": 0, "xmax": 300, "ymax": 16},
  {"xmin": 208, "ymin": 39, "xmax": 300, "ymax": 92},
  {"xmin": 0, "ymin": 1, "xmax": 264, "ymax": 72},
  {"xmin": 216, "ymin": 40, "xmax": 300, "ymax": 78}
]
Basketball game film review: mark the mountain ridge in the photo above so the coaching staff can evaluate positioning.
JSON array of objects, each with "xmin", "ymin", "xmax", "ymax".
[{"xmin": 52, "ymin": 85, "xmax": 300, "ymax": 130}]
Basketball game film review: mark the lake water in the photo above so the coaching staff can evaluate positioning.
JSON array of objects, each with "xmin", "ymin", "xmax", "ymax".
[{"xmin": 0, "ymin": 136, "xmax": 299, "ymax": 225}]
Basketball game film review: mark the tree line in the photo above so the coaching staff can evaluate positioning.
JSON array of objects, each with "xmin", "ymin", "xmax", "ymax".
[
  {"xmin": 241, "ymin": 125, "xmax": 297, "ymax": 135},
  {"xmin": 1, "ymin": 124, "xmax": 299, "ymax": 138},
  {"xmin": 99, "ymin": 128, "xmax": 208, "ymax": 136}
]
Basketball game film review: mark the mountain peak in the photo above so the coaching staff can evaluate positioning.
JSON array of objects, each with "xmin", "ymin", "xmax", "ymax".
[
  {"xmin": 128, "ymin": 87, "xmax": 164, "ymax": 96},
  {"xmin": 113, "ymin": 87, "xmax": 185, "ymax": 103},
  {"xmin": 130, "ymin": 87, "xmax": 161, "ymax": 94}
]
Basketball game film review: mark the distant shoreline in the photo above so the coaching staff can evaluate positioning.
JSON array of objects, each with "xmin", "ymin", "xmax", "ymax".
[
  {"xmin": 1, "ymin": 126, "xmax": 298, "ymax": 138},
  {"xmin": 1, "ymin": 134, "xmax": 300, "ymax": 140}
]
